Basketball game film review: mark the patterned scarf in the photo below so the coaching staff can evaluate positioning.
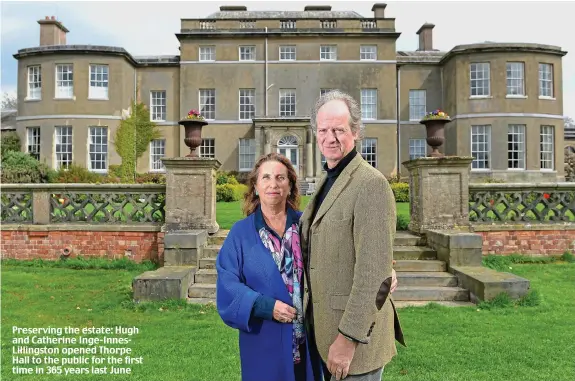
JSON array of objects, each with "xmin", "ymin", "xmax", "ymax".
[{"xmin": 257, "ymin": 209, "xmax": 305, "ymax": 364}]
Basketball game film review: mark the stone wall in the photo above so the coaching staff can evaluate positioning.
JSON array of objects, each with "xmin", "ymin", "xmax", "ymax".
[
  {"xmin": 474, "ymin": 226, "xmax": 575, "ymax": 255},
  {"xmin": 1, "ymin": 228, "xmax": 164, "ymax": 263}
]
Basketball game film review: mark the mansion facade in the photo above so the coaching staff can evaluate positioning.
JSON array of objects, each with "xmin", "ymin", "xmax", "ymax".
[{"xmin": 14, "ymin": 4, "xmax": 567, "ymax": 183}]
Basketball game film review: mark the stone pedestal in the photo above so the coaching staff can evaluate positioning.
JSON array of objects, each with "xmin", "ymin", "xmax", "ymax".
[
  {"xmin": 402, "ymin": 156, "xmax": 474, "ymax": 234},
  {"xmin": 162, "ymin": 157, "xmax": 221, "ymax": 234}
]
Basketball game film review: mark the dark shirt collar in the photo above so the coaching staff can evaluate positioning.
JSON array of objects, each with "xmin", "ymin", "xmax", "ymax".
[
  {"xmin": 254, "ymin": 204, "xmax": 299, "ymax": 237},
  {"xmin": 323, "ymin": 147, "xmax": 358, "ymax": 178}
]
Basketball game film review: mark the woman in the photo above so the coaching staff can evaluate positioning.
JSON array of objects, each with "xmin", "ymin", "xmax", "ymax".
[{"xmin": 216, "ymin": 153, "xmax": 319, "ymax": 381}]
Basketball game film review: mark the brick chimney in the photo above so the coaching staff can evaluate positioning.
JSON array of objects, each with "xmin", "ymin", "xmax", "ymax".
[
  {"xmin": 417, "ymin": 23, "xmax": 435, "ymax": 51},
  {"xmin": 371, "ymin": 3, "xmax": 387, "ymax": 18},
  {"xmin": 37, "ymin": 16, "xmax": 69, "ymax": 46}
]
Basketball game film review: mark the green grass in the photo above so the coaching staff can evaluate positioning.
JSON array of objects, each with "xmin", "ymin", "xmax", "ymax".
[
  {"xmin": 2, "ymin": 259, "xmax": 574, "ymax": 380},
  {"xmin": 216, "ymin": 197, "xmax": 410, "ymax": 230}
]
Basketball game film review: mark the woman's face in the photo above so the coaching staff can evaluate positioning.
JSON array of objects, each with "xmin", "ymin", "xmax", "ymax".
[{"xmin": 255, "ymin": 160, "xmax": 291, "ymax": 208}]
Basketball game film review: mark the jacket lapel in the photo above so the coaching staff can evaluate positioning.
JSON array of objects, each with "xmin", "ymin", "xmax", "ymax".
[{"xmin": 311, "ymin": 154, "xmax": 363, "ymax": 227}]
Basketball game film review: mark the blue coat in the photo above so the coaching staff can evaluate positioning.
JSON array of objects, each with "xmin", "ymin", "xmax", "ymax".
[{"xmin": 216, "ymin": 212, "xmax": 318, "ymax": 381}]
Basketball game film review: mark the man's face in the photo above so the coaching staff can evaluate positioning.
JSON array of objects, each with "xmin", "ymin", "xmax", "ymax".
[{"xmin": 316, "ymin": 99, "xmax": 358, "ymax": 168}]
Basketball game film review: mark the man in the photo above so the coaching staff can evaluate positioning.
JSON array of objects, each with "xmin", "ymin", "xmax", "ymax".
[{"xmin": 300, "ymin": 90, "xmax": 405, "ymax": 381}]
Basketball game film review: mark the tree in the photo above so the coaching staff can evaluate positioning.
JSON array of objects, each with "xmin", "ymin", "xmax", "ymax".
[
  {"xmin": 113, "ymin": 100, "xmax": 161, "ymax": 182},
  {"xmin": 565, "ymin": 116, "xmax": 575, "ymax": 129},
  {"xmin": 1, "ymin": 92, "xmax": 17, "ymax": 110}
]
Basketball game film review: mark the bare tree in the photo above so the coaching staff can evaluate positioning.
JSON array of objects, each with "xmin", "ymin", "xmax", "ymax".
[{"xmin": 1, "ymin": 92, "xmax": 17, "ymax": 110}]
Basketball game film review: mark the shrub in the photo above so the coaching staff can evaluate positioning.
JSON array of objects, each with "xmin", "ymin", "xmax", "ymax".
[
  {"xmin": 217, "ymin": 171, "xmax": 239, "ymax": 185},
  {"xmin": 1, "ymin": 132, "xmax": 21, "ymax": 158},
  {"xmin": 227, "ymin": 170, "xmax": 249, "ymax": 185},
  {"xmin": 0, "ymin": 151, "xmax": 56, "ymax": 183},
  {"xmin": 136, "ymin": 173, "xmax": 166, "ymax": 184},
  {"xmin": 391, "ymin": 182, "xmax": 409, "ymax": 202},
  {"xmin": 216, "ymin": 183, "xmax": 248, "ymax": 202},
  {"xmin": 396, "ymin": 214, "xmax": 410, "ymax": 231},
  {"xmin": 52, "ymin": 164, "xmax": 102, "ymax": 183}
]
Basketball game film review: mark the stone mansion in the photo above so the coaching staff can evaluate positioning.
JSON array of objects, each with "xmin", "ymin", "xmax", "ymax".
[{"xmin": 14, "ymin": 3, "xmax": 567, "ymax": 183}]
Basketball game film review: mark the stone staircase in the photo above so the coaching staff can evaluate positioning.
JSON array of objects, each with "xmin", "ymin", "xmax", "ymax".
[{"xmin": 188, "ymin": 230, "xmax": 474, "ymax": 307}]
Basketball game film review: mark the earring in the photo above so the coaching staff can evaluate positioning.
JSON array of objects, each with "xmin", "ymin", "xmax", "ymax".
[{"xmin": 255, "ymin": 190, "xmax": 259, "ymax": 196}]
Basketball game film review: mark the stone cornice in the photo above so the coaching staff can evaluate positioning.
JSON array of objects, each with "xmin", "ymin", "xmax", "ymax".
[{"xmin": 440, "ymin": 43, "xmax": 568, "ymax": 64}]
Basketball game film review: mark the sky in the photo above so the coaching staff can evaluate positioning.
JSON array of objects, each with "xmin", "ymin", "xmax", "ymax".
[{"xmin": 1, "ymin": 0, "xmax": 574, "ymax": 118}]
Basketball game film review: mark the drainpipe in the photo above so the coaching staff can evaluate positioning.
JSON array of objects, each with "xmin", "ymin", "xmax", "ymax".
[
  {"xmin": 396, "ymin": 66, "xmax": 401, "ymax": 178},
  {"xmin": 265, "ymin": 27, "xmax": 268, "ymax": 116}
]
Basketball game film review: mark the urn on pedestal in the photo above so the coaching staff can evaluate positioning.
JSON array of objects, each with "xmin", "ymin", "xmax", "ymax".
[
  {"xmin": 178, "ymin": 109, "xmax": 208, "ymax": 157},
  {"xmin": 420, "ymin": 109, "xmax": 452, "ymax": 158}
]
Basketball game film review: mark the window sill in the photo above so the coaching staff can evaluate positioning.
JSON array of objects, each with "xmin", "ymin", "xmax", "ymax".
[
  {"xmin": 54, "ymin": 97, "xmax": 74, "ymax": 100},
  {"xmin": 469, "ymin": 96, "xmax": 493, "ymax": 100},
  {"xmin": 89, "ymin": 170, "xmax": 108, "ymax": 174},
  {"xmin": 506, "ymin": 95, "xmax": 527, "ymax": 99},
  {"xmin": 539, "ymin": 96, "xmax": 556, "ymax": 101},
  {"xmin": 540, "ymin": 169, "xmax": 556, "ymax": 172},
  {"xmin": 24, "ymin": 98, "xmax": 41, "ymax": 102},
  {"xmin": 471, "ymin": 169, "xmax": 491, "ymax": 172},
  {"xmin": 506, "ymin": 168, "xmax": 526, "ymax": 171},
  {"xmin": 151, "ymin": 119, "xmax": 166, "ymax": 123}
]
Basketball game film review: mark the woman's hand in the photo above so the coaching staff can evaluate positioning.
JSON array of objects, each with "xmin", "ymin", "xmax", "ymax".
[{"xmin": 273, "ymin": 301, "xmax": 297, "ymax": 323}]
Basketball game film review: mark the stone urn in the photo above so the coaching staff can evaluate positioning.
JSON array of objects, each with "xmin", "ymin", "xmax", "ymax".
[
  {"xmin": 420, "ymin": 117, "xmax": 452, "ymax": 158},
  {"xmin": 178, "ymin": 118, "xmax": 208, "ymax": 157}
]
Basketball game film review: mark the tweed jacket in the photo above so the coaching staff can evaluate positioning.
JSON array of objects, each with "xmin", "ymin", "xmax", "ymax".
[{"xmin": 300, "ymin": 154, "xmax": 405, "ymax": 375}]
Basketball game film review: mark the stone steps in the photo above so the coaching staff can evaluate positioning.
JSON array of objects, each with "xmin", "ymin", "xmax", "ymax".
[
  {"xmin": 187, "ymin": 230, "xmax": 473, "ymax": 305},
  {"xmin": 392, "ymin": 286, "xmax": 470, "ymax": 301}
]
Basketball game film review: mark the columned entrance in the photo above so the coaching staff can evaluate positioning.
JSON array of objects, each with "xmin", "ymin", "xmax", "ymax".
[{"xmin": 277, "ymin": 135, "xmax": 299, "ymax": 169}]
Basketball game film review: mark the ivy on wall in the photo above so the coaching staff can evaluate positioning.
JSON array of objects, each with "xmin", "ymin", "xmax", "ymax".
[{"xmin": 113, "ymin": 100, "xmax": 161, "ymax": 182}]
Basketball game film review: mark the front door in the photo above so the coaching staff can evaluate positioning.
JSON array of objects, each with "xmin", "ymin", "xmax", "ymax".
[{"xmin": 277, "ymin": 135, "xmax": 299, "ymax": 170}]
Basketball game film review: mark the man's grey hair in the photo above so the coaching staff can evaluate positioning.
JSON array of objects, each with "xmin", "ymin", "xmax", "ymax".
[{"xmin": 309, "ymin": 89, "xmax": 365, "ymax": 139}]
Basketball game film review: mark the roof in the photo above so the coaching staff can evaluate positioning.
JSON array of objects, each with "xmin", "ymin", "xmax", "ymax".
[
  {"xmin": 13, "ymin": 46, "xmax": 180, "ymax": 67},
  {"xmin": 397, "ymin": 50, "xmax": 446, "ymax": 64},
  {"xmin": 1, "ymin": 110, "xmax": 17, "ymax": 131},
  {"xmin": 204, "ymin": 10, "xmax": 365, "ymax": 19}
]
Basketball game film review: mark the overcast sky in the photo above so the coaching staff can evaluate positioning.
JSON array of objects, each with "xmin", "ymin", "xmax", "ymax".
[{"xmin": 1, "ymin": 0, "xmax": 573, "ymax": 117}]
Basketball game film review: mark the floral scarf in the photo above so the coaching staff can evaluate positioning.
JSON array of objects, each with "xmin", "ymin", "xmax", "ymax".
[{"xmin": 256, "ymin": 206, "xmax": 305, "ymax": 364}]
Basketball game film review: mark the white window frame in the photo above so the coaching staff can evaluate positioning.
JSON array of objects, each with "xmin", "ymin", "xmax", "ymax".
[
  {"xmin": 470, "ymin": 62, "xmax": 490, "ymax": 97},
  {"xmin": 360, "ymin": 45, "xmax": 377, "ymax": 61},
  {"xmin": 279, "ymin": 89, "xmax": 296, "ymax": 116},
  {"xmin": 360, "ymin": 138, "xmax": 377, "ymax": 167},
  {"xmin": 409, "ymin": 90, "xmax": 426, "ymax": 121},
  {"xmin": 199, "ymin": 138, "xmax": 215, "ymax": 158},
  {"xmin": 150, "ymin": 139, "xmax": 166, "ymax": 172},
  {"xmin": 320, "ymin": 20, "xmax": 337, "ymax": 28},
  {"xmin": 55, "ymin": 64, "xmax": 73, "ymax": 99},
  {"xmin": 27, "ymin": 66, "xmax": 42, "ymax": 100},
  {"xmin": 89, "ymin": 64, "xmax": 109, "ymax": 100},
  {"xmin": 88, "ymin": 126, "xmax": 108, "ymax": 173},
  {"xmin": 199, "ymin": 46, "xmax": 215, "ymax": 61},
  {"xmin": 507, "ymin": 124, "xmax": 525, "ymax": 170},
  {"xmin": 409, "ymin": 139, "xmax": 426, "ymax": 160},
  {"xmin": 239, "ymin": 89, "xmax": 255, "ymax": 120},
  {"xmin": 279, "ymin": 46, "xmax": 296, "ymax": 61},
  {"xmin": 238, "ymin": 139, "xmax": 256, "ymax": 172},
  {"xmin": 320, "ymin": 45, "xmax": 337, "ymax": 61},
  {"xmin": 360, "ymin": 89, "xmax": 377, "ymax": 120},
  {"xmin": 506, "ymin": 62, "xmax": 525, "ymax": 97},
  {"xmin": 150, "ymin": 91, "xmax": 166, "ymax": 122},
  {"xmin": 26, "ymin": 127, "xmax": 41, "ymax": 160},
  {"xmin": 54, "ymin": 126, "xmax": 73, "ymax": 170},
  {"xmin": 539, "ymin": 63, "xmax": 554, "ymax": 98},
  {"xmin": 540, "ymin": 125, "xmax": 554, "ymax": 171},
  {"xmin": 239, "ymin": 46, "xmax": 256, "ymax": 61},
  {"xmin": 471, "ymin": 125, "xmax": 491, "ymax": 170},
  {"xmin": 199, "ymin": 89, "xmax": 216, "ymax": 120}
]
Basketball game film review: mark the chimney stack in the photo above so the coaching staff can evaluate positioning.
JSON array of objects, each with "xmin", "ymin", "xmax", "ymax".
[
  {"xmin": 37, "ymin": 16, "xmax": 69, "ymax": 46},
  {"xmin": 219, "ymin": 5, "xmax": 247, "ymax": 11},
  {"xmin": 371, "ymin": 3, "xmax": 387, "ymax": 18},
  {"xmin": 304, "ymin": 5, "xmax": 332, "ymax": 11},
  {"xmin": 417, "ymin": 23, "xmax": 435, "ymax": 51}
]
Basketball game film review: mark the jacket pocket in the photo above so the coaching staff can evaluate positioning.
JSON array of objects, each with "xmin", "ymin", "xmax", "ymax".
[{"xmin": 329, "ymin": 294, "xmax": 350, "ymax": 311}]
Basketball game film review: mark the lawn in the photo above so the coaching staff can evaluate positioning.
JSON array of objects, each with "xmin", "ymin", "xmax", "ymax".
[
  {"xmin": 216, "ymin": 196, "xmax": 410, "ymax": 230},
  {"xmin": 1, "ymin": 258, "xmax": 574, "ymax": 381}
]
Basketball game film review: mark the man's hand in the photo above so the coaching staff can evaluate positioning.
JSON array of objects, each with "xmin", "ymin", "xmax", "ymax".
[
  {"xmin": 327, "ymin": 333, "xmax": 357, "ymax": 380},
  {"xmin": 272, "ymin": 301, "xmax": 296, "ymax": 323},
  {"xmin": 391, "ymin": 268, "xmax": 398, "ymax": 293}
]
